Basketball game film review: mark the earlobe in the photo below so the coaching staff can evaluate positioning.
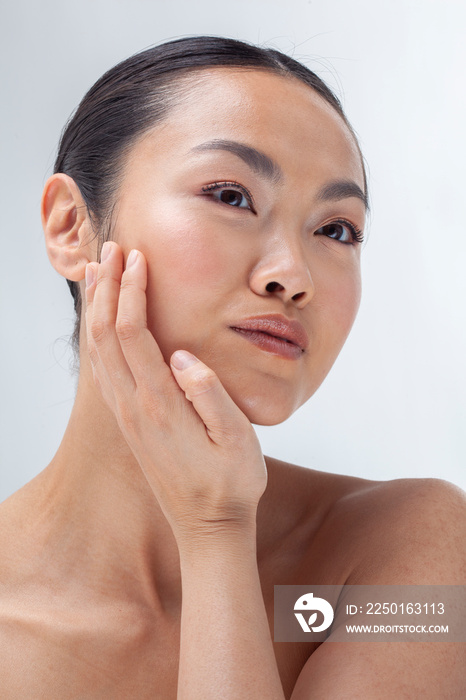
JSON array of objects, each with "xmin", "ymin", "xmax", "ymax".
[{"xmin": 41, "ymin": 173, "xmax": 93, "ymax": 282}]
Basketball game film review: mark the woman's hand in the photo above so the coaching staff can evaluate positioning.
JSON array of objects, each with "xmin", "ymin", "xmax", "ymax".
[{"xmin": 84, "ymin": 241, "xmax": 267, "ymax": 545}]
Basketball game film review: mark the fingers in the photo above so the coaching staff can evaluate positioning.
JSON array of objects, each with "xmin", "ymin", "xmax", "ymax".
[
  {"xmin": 85, "ymin": 242, "xmax": 179, "ymax": 424},
  {"xmin": 170, "ymin": 350, "xmax": 248, "ymax": 445},
  {"xmin": 85, "ymin": 242, "xmax": 137, "ymax": 406},
  {"xmin": 85, "ymin": 241, "xmax": 244, "ymax": 447},
  {"xmin": 115, "ymin": 249, "xmax": 174, "ymax": 388}
]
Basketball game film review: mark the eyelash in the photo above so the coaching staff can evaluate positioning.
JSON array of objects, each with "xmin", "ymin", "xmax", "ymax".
[
  {"xmin": 201, "ymin": 182, "xmax": 364, "ymax": 245},
  {"xmin": 318, "ymin": 219, "xmax": 365, "ymax": 245},
  {"xmin": 201, "ymin": 181, "xmax": 256, "ymax": 213}
]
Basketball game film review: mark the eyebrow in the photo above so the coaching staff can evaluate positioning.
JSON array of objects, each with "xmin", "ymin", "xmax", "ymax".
[
  {"xmin": 190, "ymin": 139, "xmax": 283, "ymax": 183},
  {"xmin": 317, "ymin": 180, "xmax": 368, "ymax": 211},
  {"xmin": 190, "ymin": 138, "xmax": 368, "ymax": 210}
]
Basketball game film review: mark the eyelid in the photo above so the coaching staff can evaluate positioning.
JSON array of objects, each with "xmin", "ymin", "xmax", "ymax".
[
  {"xmin": 198, "ymin": 183, "xmax": 363, "ymax": 241},
  {"xmin": 316, "ymin": 218, "xmax": 365, "ymax": 245},
  {"xmin": 333, "ymin": 218, "xmax": 364, "ymax": 244},
  {"xmin": 201, "ymin": 181, "xmax": 257, "ymax": 213}
]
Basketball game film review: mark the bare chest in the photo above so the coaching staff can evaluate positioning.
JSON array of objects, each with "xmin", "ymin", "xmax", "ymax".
[
  {"xmin": 0, "ymin": 544, "xmax": 320, "ymax": 700},
  {"xmin": 0, "ymin": 600, "xmax": 316, "ymax": 700}
]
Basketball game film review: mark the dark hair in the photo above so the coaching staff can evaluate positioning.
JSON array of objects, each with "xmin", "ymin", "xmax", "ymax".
[{"xmin": 53, "ymin": 35, "xmax": 367, "ymax": 363}]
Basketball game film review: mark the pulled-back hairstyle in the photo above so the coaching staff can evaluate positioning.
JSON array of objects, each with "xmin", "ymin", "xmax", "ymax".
[{"xmin": 53, "ymin": 36, "xmax": 365, "ymax": 363}]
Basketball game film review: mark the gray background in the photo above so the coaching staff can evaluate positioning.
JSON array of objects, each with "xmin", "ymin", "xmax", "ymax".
[{"xmin": 1, "ymin": 0, "xmax": 465, "ymax": 500}]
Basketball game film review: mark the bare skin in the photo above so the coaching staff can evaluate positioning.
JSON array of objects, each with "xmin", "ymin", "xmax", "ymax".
[{"xmin": 0, "ymin": 69, "xmax": 464, "ymax": 698}]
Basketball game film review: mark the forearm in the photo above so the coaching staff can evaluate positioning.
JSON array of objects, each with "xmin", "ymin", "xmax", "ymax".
[{"xmin": 176, "ymin": 526, "xmax": 285, "ymax": 700}]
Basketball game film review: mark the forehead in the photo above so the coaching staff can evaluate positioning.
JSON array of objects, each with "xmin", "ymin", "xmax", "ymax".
[{"xmin": 135, "ymin": 68, "xmax": 364, "ymax": 189}]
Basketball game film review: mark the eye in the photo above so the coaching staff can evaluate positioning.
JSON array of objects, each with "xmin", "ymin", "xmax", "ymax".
[
  {"xmin": 315, "ymin": 219, "xmax": 364, "ymax": 245},
  {"xmin": 201, "ymin": 181, "xmax": 256, "ymax": 213}
]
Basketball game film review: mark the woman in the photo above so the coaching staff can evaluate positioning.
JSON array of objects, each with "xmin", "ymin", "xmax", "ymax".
[{"xmin": 0, "ymin": 36, "xmax": 463, "ymax": 698}]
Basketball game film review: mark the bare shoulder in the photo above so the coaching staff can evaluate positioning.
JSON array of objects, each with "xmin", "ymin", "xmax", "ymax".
[
  {"xmin": 0, "ymin": 479, "xmax": 43, "ymax": 576},
  {"xmin": 329, "ymin": 475, "xmax": 466, "ymax": 584},
  {"xmin": 260, "ymin": 456, "xmax": 372, "ymax": 556},
  {"xmin": 265, "ymin": 456, "xmax": 465, "ymax": 584},
  {"xmin": 0, "ymin": 489, "xmax": 26, "ymax": 581},
  {"xmin": 278, "ymin": 468, "xmax": 466, "ymax": 699}
]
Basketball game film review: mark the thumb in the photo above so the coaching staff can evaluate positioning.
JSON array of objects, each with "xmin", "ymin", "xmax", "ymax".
[{"xmin": 170, "ymin": 350, "xmax": 246, "ymax": 444}]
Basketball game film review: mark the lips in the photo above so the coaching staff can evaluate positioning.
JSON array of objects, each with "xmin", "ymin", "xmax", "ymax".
[{"xmin": 229, "ymin": 314, "xmax": 309, "ymax": 355}]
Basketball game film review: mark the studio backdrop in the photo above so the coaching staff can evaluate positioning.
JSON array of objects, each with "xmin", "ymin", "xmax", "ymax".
[{"xmin": 1, "ymin": 0, "xmax": 465, "ymax": 500}]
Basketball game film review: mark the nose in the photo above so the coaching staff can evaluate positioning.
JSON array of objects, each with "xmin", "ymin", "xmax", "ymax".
[{"xmin": 249, "ymin": 237, "xmax": 315, "ymax": 308}]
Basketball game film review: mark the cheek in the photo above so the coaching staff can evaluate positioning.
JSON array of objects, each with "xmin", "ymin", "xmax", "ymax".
[
  {"xmin": 309, "ymin": 266, "xmax": 361, "ymax": 367},
  {"xmin": 139, "ymin": 211, "xmax": 239, "ymax": 356},
  {"xmin": 291, "ymin": 273, "xmax": 361, "ymax": 413},
  {"xmin": 331, "ymin": 275, "xmax": 361, "ymax": 335},
  {"xmin": 312, "ymin": 249, "xmax": 361, "ymax": 326},
  {"xmin": 151, "ymin": 219, "xmax": 224, "ymax": 281},
  {"xmin": 139, "ymin": 204, "xmax": 235, "ymax": 300}
]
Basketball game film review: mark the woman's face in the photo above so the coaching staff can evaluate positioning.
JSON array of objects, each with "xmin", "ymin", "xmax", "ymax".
[{"xmin": 106, "ymin": 68, "xmax": 366, "ymax": 425}]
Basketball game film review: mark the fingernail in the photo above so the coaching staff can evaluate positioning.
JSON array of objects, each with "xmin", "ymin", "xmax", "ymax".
[
  {"xmin": 127, "ymin": 249, "xmax": 138, "ymax": 268},
  {"xmin": 101, "ymin": 241, "xmax": 112, "ymax": 262},
  {"xmin": 85, "ymin": 264, "xmax": 96, "ymax": 288},
  {"xmin": 171, "ymin": 350, "xmax": 199, "ymax": 370}
]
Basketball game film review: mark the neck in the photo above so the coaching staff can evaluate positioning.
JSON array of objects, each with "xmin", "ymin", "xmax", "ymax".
[
  {"xmin": 22, "ymin": 368, "xmax": 184, "ymax": 615},
  {"xmin": 12, "ymin": 357, "xmax": 286, "ymax": 617}
]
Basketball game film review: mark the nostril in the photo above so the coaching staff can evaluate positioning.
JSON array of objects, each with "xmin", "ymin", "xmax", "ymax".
[
  {"xmin": 266, "ymin": 281, "xmax": 284, "ymax": 293},
  {"xmin": 292, "ymin": 291, "xmax": 306, "ymax": 301}
]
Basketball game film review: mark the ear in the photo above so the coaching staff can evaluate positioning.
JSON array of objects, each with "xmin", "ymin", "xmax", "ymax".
[{"xmin": 41, "ymin": 173, "xmax": 95, "ymax": 282}]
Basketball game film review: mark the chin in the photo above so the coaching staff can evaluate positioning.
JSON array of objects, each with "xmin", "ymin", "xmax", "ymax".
[
  {"xmin": 233, "ymin": 391, "xmax": 300, "ymax": 426},
  {"xmin": 216, "ymin": 366, "xmax": 314, "ymax": 426}
]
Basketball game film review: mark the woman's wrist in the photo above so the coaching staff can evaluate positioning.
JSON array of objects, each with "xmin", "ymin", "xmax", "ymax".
[{"xmin": 174, "ymin": 511, "xmax": 258, "ymax": 563}]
